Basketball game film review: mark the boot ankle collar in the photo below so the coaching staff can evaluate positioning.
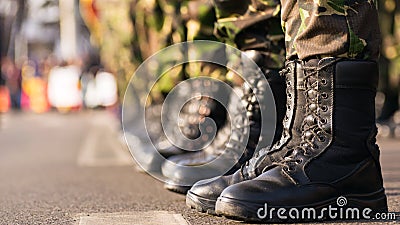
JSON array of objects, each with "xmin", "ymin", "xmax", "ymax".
[
  {"xmin": 303, "ymin": 58, "xmax": 379, "ymax": 91},
  {"xmin": 336, "ymin": 60, "xmax": 378, "ymax": 91}
]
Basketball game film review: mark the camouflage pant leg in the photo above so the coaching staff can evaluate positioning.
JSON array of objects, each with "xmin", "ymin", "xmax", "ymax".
[
  {"xmin": 281, "ymin": 0, "xmax": 381, "ymax": 61},
  {"xmin": 213, "ymin": 0, "xmax": 286, "ymax": 69}
]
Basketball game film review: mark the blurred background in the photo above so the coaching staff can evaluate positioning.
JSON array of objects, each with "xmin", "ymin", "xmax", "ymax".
[
  {"xmin": 0, "ymin": 2, "xmax": 244, "ymax": 223},
  {"xmin": 0, "ymin": 0, "xmax": 125, "ymax": 114},
  {"xmin": 0, "ymin": 0, "xmax": 399, "ymax": 137},
  {"xmin": 0, "ymin": 0, "xmax": 225, "ymax": 116},
  {"xmin": 0, "ymin": 1, "xmax": 399, "ymax": 224}
]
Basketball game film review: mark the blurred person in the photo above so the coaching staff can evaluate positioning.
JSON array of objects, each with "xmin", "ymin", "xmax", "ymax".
[
  {"xmin": 161, "ymin": 0, "xmax": 287, "ymax": 193},
  {"xmin": 79, "ymin": 49, "xmax": 101, "ymax": 108},
  {"xmin": 1, "ymin": 57, "xmax": 22, "ymax": 111},
  {"xmin": 20, "ymin": 59, "xmax": 50, "ymax": 113},
  {"xmin": 47, "ymin": 61, "xmax": 82, "ymax": 112},
  {"xmin": 0, "ymin": 66, "xmax": 11, "ymax": 113},
  {"xmin": 84, "ymin": 67, "xmax": 118, "ymax": 109},
  {"xmin": 185, "ymin": 0, "xmax": 388, "ymax": 222},
  {"xmin": 80, "ymin": 65, "xmax": 98, "ymax": 108},
  {"xmin": 93, "ymin": 69, "xmax": 118, "ymax": 108}
]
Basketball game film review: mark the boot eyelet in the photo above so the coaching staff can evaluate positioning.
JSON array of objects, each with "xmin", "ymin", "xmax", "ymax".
[
  {"xmin": 321, "ymin": 79, "xmax": 327, "ymax": 85},
  {"xmin": 304, "ymin": 151, "xmax": 312, "ymax": 156},
  {"xmin": 321, "ymin": 106, "xmax": 328, "ymax": 112},
  {"xmin": 296, "ymin": 158, "xmax": 303, "ymax": 164},
  {"xmin": 284, "ymin": 166, "xmax": 294, "ymax": 173},
  {"xmin": 321, "ymin": 93, "xmax": 328, "ymax": 99},
  {"xmin": 320, "ymin": 118, "xmax": 327, "ymax": 124}
]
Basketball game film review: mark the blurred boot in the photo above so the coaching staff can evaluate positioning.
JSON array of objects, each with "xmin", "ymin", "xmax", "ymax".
[
  {"xmin": 162, "ymin": 51, "xmax": 286, "ymax": 194},
  {"xmin": 155, "ymin": 80, "xmax": 229, "ymax": 158},
  {"xmin": 135, "ymin": 80, "xmax": 229, "ymax": 173}
]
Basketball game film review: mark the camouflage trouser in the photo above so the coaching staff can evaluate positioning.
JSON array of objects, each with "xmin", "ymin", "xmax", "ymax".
[
  {"xmin": 213, "ymin": 0, "xmax": 285, "ymax": 69},
  {"xmin": 214, "ymin": 0, "xmax": 380, "ymax": 61}
]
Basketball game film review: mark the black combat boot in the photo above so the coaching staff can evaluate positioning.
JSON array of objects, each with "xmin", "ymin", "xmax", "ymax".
[
  {"xmin": 155, "ymin": 79, "xmax": 228, "ymax": 158},
  {"xmin": 215, "ymin": 58, "xmax": 388, "ymax": 222},
  {"xmin": 132, "ymin": 80, "xmax": 229, "ymax": 173},
  {"xmin": 186, "ymin": 60, "xmax": 307, "ymax": 214},
  {"xmin": 162, "ymin": 51, "xmax": 286, "ymax": 194}
]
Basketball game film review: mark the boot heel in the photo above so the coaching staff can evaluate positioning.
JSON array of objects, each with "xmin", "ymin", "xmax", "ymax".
[{"xmin": 347, "ymin": 189, "xmax": 388, "ymax": 213}]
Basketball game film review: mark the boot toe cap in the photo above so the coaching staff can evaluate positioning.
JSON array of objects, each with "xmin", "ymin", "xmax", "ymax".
[
  {"xmin": 189, "ymin": 176, "xmax": 231, "ymax": 200},
  {"xmin": 161, "ymin": 156, "xmax": 225, "ymax": 187}
]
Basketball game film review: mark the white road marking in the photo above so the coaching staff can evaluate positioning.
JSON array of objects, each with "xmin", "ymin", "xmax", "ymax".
[
  {"xmin": 77, "ymin": 112, "xmax": 134, "ymax": 167},
  {"xmin": 0, "ymin": 114, "xmax": 8, "ymax": 130},
  {"xmin": 76, "ymin": 211, "xmax": 189, "ymax": 225},
  {"xmin": 77, "ymin": 130, "xmax": 133, "ymax": 167}
]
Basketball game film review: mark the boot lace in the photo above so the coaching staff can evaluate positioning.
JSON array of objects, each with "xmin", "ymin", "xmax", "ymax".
[{"xmin": 274, "ymin": 59, "xmax": 338, "ymax": 172}]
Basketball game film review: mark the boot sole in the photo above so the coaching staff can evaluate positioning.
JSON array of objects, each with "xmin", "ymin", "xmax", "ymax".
[
  {"xmin": 215, "ymin": 189, "xmax": 388, "ymax": 223},
  {"xmin": 186, "ymin": 190, "xmax": 217, "ymax": 215},
  {"xmin": 163, "ymin": 183, "xmax": 191, "ymax": 194}
]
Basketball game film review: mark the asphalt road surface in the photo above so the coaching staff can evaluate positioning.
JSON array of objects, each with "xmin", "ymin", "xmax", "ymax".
[{"xmin": 0, "ymin": 111, "xmax": 399, "ymax": 224}]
